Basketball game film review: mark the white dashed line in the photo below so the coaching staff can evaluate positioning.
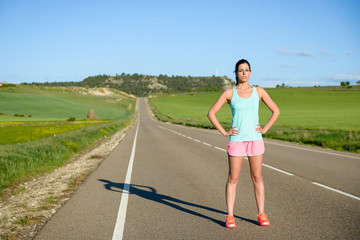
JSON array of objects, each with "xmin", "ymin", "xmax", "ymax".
[
  {"xmin": 158, "ymin": 125, "xmax": 359, "ymax": 201},
  {"xmin": 265, "ymin": 141, "xmax": 360, "ymax": 160},
  {"xmin": 312, "ymin": 182, "xmax": 360, "ymax": 201},
  {"xmin": 214, "ymin": 146, "xmax": 227, "ymax": 152},
  {"xmin": 262, "ymin": 163, "xmax": 295, "ymax": 176}
]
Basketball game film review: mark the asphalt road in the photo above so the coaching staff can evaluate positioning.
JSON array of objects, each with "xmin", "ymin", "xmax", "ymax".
[{"xmin": 36, "ymin": 98, "xmax": 360, "ymax": 240}]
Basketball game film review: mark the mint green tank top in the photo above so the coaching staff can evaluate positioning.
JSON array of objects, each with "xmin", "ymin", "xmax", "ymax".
[{"xmin": 229, "ymin": 86, "xmax": 262, "ymax": 142}]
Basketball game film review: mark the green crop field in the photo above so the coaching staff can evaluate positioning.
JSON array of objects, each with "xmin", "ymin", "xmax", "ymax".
[
  {"xmin": 0, "ymin": 85, "xmax": 134, "ymax": 121},
  {"xmin": 149, "ymin": 86, "xmax": 360, "ymax": 153},
  {"xmin": 0, "ymin": 122, "xmax": 101, "ymax": 145},
  {"xmin": 0, "ymin": 85, "xmax": 136, "ymax": 193}
]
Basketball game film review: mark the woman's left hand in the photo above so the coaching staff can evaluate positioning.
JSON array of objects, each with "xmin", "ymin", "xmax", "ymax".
[{"xmin": 256, "ymin": 124, "xmax": 266, "ymax": 134}]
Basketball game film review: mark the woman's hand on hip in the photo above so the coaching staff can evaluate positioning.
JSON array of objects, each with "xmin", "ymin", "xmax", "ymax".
[
  {"xmin": 256, "ymin": 124, "xmax": 266, "ymax": 134},
  {"xmin": 224, "ymin": 127, "xmax": 238, "ymax": 137}
]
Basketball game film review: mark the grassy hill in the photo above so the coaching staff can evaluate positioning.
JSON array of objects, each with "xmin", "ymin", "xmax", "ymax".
[
  {"xmin": 0, "ymin": 85, "xmax": 134, "ymax": 121},
  {"xmin": 149, "ymin": 86, "xmax": 360, "ymax": 153},
  {"xmin": 35, "ymin": 73, "xmax": 235, "ymax": 96}
]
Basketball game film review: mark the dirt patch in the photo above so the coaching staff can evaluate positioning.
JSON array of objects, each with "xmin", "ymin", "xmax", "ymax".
[
  {"xmin": 0, "ymin": 123, "xmax": 134, "ymax": 239},
  {"xmin": 87, "ymin": 88, "xmax": 115, "ymax": 97}
]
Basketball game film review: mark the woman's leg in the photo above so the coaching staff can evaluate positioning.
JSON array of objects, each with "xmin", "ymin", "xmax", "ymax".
[
  {"xmin": 226, "ymin": 155, "xmax": 244, "ymax": 216},
  {"xmin": 248, "ymin": 154, "xmax": 265, "ymax": 214}
]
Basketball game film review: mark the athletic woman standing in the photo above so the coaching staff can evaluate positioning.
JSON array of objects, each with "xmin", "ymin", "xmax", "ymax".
[{"xmin": 207, "ymin": 59, "xmax": 280, "ymax": 228}]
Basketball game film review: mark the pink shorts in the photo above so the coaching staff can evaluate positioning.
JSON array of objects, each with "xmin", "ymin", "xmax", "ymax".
[{"xmin": 227, "ymin": 140, "xmax": 265, "ymax": 157}]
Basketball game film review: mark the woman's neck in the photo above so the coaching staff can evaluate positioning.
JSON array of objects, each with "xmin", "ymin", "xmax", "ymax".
[{"xmin": 236, "ymin": 82, "xmax": 251, "ymax": 89}]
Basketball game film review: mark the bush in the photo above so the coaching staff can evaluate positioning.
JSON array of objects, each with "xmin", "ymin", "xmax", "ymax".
[{"xmin": 0, "ymin": 84, "xmax": 16, "ymax": 88}]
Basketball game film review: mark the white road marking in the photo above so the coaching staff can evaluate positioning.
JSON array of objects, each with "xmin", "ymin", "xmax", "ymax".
[
  {"xmin": 157, "ymin": 124, "xmax": 359, "ymax": 201},
  {"xmin": 262, "ymin": 163, "xmax": 295, "ymax": 176},
  {"xmin": 214, "ymin": 146, "xmax": 227, "ymax": 152},
  {"xmin": 312, "ymin": 182, "xmax": 360, "ymax": 201},
  {"xmin": 265, "ymin": 141, "xmax": 360, "ymax": 160},
  {"xmin": 112, "ymin": 120, "xmax": 140, "ymax": 240}
]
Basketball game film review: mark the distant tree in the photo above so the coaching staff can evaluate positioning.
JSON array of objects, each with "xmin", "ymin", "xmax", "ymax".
[
  {"xmin": 340, "ymin": 81, "xmax": 346, "ymax": 87},
  {"xmin": 345, "ymin": 81, "xmax": 350, "ymax": 86},
  {"xmin": 357, "ymin": 80, "xmax": 360, "ymax": 85}
]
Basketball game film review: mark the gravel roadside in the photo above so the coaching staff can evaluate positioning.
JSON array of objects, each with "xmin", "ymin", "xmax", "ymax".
[{"xmin": 0, "ymin": 122, "xmax": 134, "ymax": 240}]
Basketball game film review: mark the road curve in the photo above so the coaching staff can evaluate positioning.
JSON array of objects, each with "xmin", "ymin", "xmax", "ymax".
[{"xmin": 36, "ymin": 98, "xmax": 360, "ymax": 240}]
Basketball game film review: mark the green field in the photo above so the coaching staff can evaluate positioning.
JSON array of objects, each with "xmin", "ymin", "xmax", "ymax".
[
  {"xmin": 0, "ymin": 85, "xmax": 133, "ymax": 121},
  {"xmin": 0, "ymin": 85, "xmax": 136, "ymax": 193},
  {"xmin": 0, "ymin": 122, "xmax": 102, "ymax": 145},
  {"xmin": 149, "ymin": 86, "xmax": 360, "ymax": 153},
  {"xmin": 0, "ymin": 119, "xmax": 132, "ymax": 192}
]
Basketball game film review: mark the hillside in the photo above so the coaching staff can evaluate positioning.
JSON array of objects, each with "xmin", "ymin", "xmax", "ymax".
[
  {"xmin": 36, "ymin": 74, "xmax": 235, "ymax": 96},
  {"xmin": 0, "ymin": 85, "xmax": 135, "ymax": 121}
]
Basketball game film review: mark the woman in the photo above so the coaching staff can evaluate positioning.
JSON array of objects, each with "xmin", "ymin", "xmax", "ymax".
[{"xmin": 207, "ymin": 59, "xmax": 280, "ymax": 228}]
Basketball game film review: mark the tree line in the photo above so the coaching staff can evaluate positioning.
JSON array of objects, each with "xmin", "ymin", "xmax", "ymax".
[{"xmin": 26, "ymin": 73, "xmax": 234, "ymax": 96}]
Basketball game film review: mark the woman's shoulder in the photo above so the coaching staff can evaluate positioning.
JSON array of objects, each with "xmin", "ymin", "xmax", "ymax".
[
  {"xmin": 255, "ymin": 86, "xmax": 269, "ymax": 99},
  {"xmin": 224, "ymin": 87, "xmax": 234, "ymax": 92},
  {"xmin": 255, "ymin": 86, "xmax": 266, "ymax": 93},
  {"xmin": 223, "ymin": 87, "xmax": 234, "ymax": 96},
  {"xmin": 218, "ymin": 87, "xmax": 233, "ymax": 101}
]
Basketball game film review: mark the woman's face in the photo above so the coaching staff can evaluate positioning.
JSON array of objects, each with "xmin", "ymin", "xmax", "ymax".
[{"xmin": 236, "ymin": 63, "xmax": 251, "ymax": 84}]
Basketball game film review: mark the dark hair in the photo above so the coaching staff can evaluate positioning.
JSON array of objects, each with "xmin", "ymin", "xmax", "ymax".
[
  {"xmin": 234, "ymin": 59, "xmax": 251, "ymax": 84},
  {"xmin": 234, "ymin": 59, "xmax": 251, "ymax": 73}
]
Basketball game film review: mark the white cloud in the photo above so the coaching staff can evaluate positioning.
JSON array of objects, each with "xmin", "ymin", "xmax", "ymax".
[
  {"xmin": 258, "ymin": 76, "xmax": 347, "ymax": 88},
  {"xmin": 0, "ymin": 73, "xmax": 88, "ymax": 84},
  {"xmin": 329, "ymin": 72, "xmax": 360, "ymax": 81},
  {"xmin": 275, "ymin": 49, "xmax": 315, "ymax": 57},
  {"xmin": 257, "ymin": 77, "xmax": 322, "ymax": 88},
  {"xmin": 344, "ymin": 51, "xmax": 355, "ymax": 56},
  {"xmin": 319, "ymin": 49, "xmax": 334, "ymax": 57}
]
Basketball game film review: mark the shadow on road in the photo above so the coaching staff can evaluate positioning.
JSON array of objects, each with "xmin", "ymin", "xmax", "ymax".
[{"xmin": 98, "ymin": 179, "xmax": 257, "ymax": 227}]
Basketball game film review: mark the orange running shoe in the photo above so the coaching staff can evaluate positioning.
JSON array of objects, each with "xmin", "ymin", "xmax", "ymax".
[
  {"xmin": 257, "ymin": 213, "xmax": 270, "ymax": 226},
  {"xmin": 225, "ymin": 215, "xmax": 236, "ymax": 228}
]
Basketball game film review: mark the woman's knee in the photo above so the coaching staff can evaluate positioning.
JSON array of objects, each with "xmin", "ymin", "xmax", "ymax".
[
  {"xmin": 251, "ymin": 174, "xmax": 263, "ymax": 184},
  {"xmin": 228, "ymin": 174, "xmax": 240, "ymax": 185}
]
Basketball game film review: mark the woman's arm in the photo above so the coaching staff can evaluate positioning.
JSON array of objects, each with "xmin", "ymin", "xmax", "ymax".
[
  {"xmin": 257, "ymin": 87, "xmax": 280, "ymax": 134},
  {"xmin": 207, "ymin": 89, "xmax": 238, "ymax": 137}
]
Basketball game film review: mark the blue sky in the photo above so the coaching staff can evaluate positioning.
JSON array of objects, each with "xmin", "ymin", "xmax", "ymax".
[{"xmin": 0, "ymin": 0, "xmax": 359, "ymax": 87}]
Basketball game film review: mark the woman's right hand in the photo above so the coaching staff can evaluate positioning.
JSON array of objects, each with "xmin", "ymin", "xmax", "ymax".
[{"xmin": 224, "ymin": 127, "xmax": 238, "ymax": 137}]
